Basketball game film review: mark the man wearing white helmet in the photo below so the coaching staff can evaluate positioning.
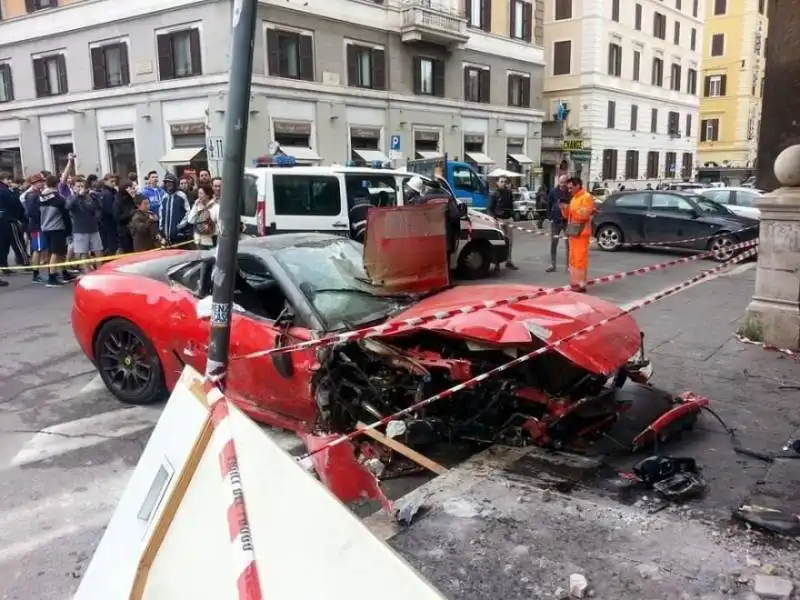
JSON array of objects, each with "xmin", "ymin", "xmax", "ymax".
[{"xmin": 405, "ymin": 176, "xmax": 426, "ymax": 202}]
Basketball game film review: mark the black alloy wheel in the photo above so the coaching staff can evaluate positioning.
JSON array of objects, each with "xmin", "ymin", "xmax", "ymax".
[
  {"xmin": 94, "ymin": 319, "xmax": 167, "ymax": 405},
  {"xmin": 708, "ymin": 234, "xmax": 736, "ymax": 262}
]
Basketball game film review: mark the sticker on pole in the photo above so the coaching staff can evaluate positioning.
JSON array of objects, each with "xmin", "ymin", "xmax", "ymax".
[{"xmin": 232, "ymin": 0, "xmax": 242, "ymax": 26}]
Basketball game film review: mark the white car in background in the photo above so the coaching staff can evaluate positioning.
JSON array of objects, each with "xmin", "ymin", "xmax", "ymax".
[{"xmin": 697, "ymin": 187, "xmax": 764, "ymax": 220}]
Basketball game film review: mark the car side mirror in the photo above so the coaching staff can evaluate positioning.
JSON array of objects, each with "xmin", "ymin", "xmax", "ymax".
[
  {"xmin": 275, "ymin": 304, "xmax": 295, "ymax": 328},
  {"xmin": 688, "ymin": 209, "xmax": 700, "ymax": 219}
]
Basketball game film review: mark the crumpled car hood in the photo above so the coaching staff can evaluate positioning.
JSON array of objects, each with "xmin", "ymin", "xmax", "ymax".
[{"xmin": 384, "ymin": 284, "xmax": 641, "ymax": 375}]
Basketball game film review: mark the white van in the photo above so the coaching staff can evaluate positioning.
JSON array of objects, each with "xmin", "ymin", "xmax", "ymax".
[{"xmin": 240, "ymin": 166, "xmax": 510, "ymax": 279}]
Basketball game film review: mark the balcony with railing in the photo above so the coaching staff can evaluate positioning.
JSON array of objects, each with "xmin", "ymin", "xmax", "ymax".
[{"xmin": 391, "ymin": 0, "xmax": 468, "ymax": 48}]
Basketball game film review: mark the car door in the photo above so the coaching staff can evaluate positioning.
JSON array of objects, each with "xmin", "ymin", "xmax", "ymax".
[
  {"xmin": 450, "ymin": 163, "xmax": 485, "ymax": 208},
  {"xmin": 166, "ymin": 259, "xmax": 214, "ymax": 374},
  {"xmin": 607, "ymin": 192, "xmax": 650, "ymax": 243},
  {"xmin": 731, "ymin": 189, "xmax": 762, "ymax": 219},
  {"xmin": 268, "ymin": 173, "xmax": 349, "ymax": 236},
  {"xmin": 645, "ymin": 193, "xmax": 711, "ymax": 246}
]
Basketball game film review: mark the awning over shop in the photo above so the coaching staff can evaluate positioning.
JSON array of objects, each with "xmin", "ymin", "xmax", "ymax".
[
  {"xmin": 353, "ymin": 149, "xmax": 390, "ymax": 164},
  {"xmin": 465, "ymin": 152, "xmax": 495, "ymax": 166},
  {"xmin": 415, "ymin": 151, "xmax": 443, "ymax": 159},
  {"xmin": 280, "ymin": 146, "xmax": 321, "ymax": 162},
  {"xmin": 159, "ymin": 147, "xmax": 204, "ymax": 165},
  {"xmin": 508, "ymin": 153, "xmax": 534, "ymax": 165}
]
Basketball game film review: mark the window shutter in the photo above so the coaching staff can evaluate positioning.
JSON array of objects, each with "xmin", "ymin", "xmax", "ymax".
[
  {"xmin": 266, "ymin": 29, "xmax": 280, "ymax": 76},
  {"xmin": 464, "ymin": 0, "xmax": 471, "ymax": 24},
  {"xmin": 25, "ymin": 0, "xmax": 35, "ymax": 12},
  {"xmin": 91, "ymin": 46, "xmax": 107, "ymax": 90},
  {"xmin": 685, "ymin": 114, "xmax": 692, "ymax": 137},
  {"xmin": 157, "ymin": 34, "xmax": 174, "ymax": 80},
  {"xmin": 189, "ymin": 28, "xmax": 202, "ymax": 75},
  {"xmin": 607, "ymin": 44, "xmax": 613, "ymax": 74},
  {"xmin": 433, "ymin": 59, "xmax": 445, "ymax": 97},
  {"xmin": 522, "ymin": 1, "xmax": 533, "ymax": 42},
  {"xmin": 719, "ymin": 74, "xmax": 727, "ymax": 95},
  {"xmin": 346, "ymin": 44, "xmax": 358, "ymax": 86},
  {"xmin": 479, "ymin": 68, "xmax": 490, "ymax": 103},
  {"xmin": 480, "ymin": 0, "xmax": 491, "ymax": 32},
  {"xmin": 119, "ymin": 42, "xmax": 130, "ymax": 85},
  {"xmin": 412, "ymin": 56, "xmax": 422, "ymax": 94},
  {"xmin": 712, "ymin": 120, "xmax": 719, "ymax": 140},
  {"xmin": 509, "ymin": 1, "xmax": 516, "ymax": 37},
  {"xmin": 463, "ymin": 67, "xmax": 471, "ymax": 100},
  {"xmin": 507, "ymin": 75, "xmax": 514, "ymax": 105},
  {"xmin": 55, "ymin": 54, "xmax": 68, "ymax": 94},
  {"xmin": 700, "ymin": 120, "xmax": 707, "ymax": 142},
  {"xmin": 703, "ymin": 75, "xmax": 711, "ymax": 97},
  {"xmin": 0, "ymin": 65, "xmax": 13, "ymax": 102},
  {"xmin": 522, "ymin": 76, "xmax": 530, "ymax": 107},
  {"xmin": 33, "ymin": 58, "xmax": 47, "ymax": 97},
  {"xmin": 298, "ymin": 34, "xmax": 314, "ymax": 81},
  {"xmin": 372, "ymin": 49, "xmax": 385, "ymax": 90}
]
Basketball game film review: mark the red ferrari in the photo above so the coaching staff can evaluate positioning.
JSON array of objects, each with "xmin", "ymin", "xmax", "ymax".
[{"xmin": 72, "ymin": 233, "xmax": 677, "ymax": 455}]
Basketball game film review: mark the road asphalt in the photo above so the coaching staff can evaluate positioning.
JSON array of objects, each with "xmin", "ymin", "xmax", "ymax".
[{"xmin": 1, "ymin": 230, "xmax": 797, "ymax": 600}]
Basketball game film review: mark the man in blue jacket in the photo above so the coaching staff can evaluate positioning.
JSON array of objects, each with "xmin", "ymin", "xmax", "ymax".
[
  {"xmin": 158, "ymin": 173, "xmax": 190, "ymax": 246},
  {"xmin": 545, "ymin": 175, "xmax": 571, "ymax": 273}
]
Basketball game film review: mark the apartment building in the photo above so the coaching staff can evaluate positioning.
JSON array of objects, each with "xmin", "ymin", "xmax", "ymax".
[
  {"xmin": 0, "ymin": 0, "xmax": 546, "ymax": 181},
  {"xmin": 542, "ymin": 0, "xmax": 703, "ymax": 187},
  {"xmin": 697, "ymin": 0, "xmax": 768, "ymax": 182}
]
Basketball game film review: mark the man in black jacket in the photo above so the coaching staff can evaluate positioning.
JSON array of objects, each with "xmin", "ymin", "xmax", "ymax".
[
  {"xmin": 545, "ymin": 175, "xmax": 571, "ymax": 273},
  {"xmin": 0, "ymin": 173, "xmax": 28, "ymax": 277},
  {"xmin": 91, "ymin": 174, "xmax": 119, "ymax": 254},
  {"xmin": 486, "ymin": 177, "xmax": 518, "ymax": 270}
]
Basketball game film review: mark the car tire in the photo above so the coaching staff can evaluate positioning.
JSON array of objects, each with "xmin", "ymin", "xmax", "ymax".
[
  {"xmin": 93, "ymin": 318, "xmax": 168, "ymax": 406},
  {"xmin": 458, "ymin": 241, "xmax": 492, "ymax": 279},
  {"xmin": 708, "ymin": 233, "xmax": 736, "ymax": 262},
  {"xmin": 595, "ymin": 224, "xmax": 623, "ymax": 252}
]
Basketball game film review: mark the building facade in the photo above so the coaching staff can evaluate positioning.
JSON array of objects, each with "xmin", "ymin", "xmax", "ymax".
[
  {"xmin": 697, "ymin": 0, "xmax": 768, "ymax": 183},
  {"xmin": 0, "ymin": 0, "xmax": 546, "ymax": 181},
  {"xmin": 542, "ymin": 0, "xmax": 703, "ymax": 188}
]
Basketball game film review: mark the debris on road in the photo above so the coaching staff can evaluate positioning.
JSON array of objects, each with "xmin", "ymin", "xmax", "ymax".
[
  {"xmin": 753, "ymin": 574, "xmax": 794, "ymax": 599},
  {"xmin": 568, "ymin": 573, "xmax": 588, "ymax": 598}
]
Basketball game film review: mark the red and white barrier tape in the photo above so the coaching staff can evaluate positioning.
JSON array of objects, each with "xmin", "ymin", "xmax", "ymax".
[
  {"xmin": 299, "ymin": 244, "xmax": 759, "ymax": 460},
  {"xmin": 207, "ymin": 384, "xmax": 264, "ymax": 600},
  {"xmin": 235, "ymin": 238, "xmax": 759, "ymax": 360},
  {"xmin": 736, "ymin": 334, "xmax": 800, "ymax": 360}
]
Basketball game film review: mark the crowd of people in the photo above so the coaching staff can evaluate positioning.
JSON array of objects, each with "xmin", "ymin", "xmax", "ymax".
[{"xmin": 0, "ymin": 156, "xmax": 223, "ymax": 288}]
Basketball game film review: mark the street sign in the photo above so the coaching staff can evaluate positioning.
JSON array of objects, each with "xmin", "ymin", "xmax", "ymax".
[
  {"xmin": 390, "ymin": 135, "xmax": 401, "ymax": 152},
  {"xmin": 206, "ymin": 136, "xmax": 224, "ymax": 161}
]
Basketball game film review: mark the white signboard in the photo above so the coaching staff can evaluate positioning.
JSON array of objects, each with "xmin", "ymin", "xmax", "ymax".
[{"xmin": 206, "ymin": 136, "xmax": 224, "ymax": 161}]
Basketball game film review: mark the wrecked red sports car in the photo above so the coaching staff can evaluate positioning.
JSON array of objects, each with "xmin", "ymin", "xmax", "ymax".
[{"xmin": 71, "ymin": 230, "xmax": 661, "ymax": 454}]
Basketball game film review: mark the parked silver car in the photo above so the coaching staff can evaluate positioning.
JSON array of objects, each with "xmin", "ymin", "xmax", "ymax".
[{"xmin": 697, "ymin": 187, "xmax": 763, "ymax": 220}]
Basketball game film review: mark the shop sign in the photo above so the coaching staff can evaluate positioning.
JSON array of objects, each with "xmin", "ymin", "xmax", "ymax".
[
  {"xmin": 170, "ymin": 122, "xmax": 205, "ymax": 136},
  {"xmin": 463, "ymin": 134, "xmax": 484, "ymax": 144},
  {"xmin": 350, "ymin": 127, "xmax": 380, "ymax": 139},
  {"xmin": 274, "ymin": 121, "xmax": 312, "ymax": 135},
  {"xmin": 414, "ymin": 130, "xmax": 440, "ymax": 142},
  {"xmin": 562, "ymin": 139, "xmax": 584, "ymax": 151}
]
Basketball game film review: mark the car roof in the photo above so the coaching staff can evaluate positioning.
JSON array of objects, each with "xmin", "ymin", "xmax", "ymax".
[
  {"xmin": 698, "ymin": 186, "xmax": 763, "ymax": 193},
  {"xmin": 245, "ymin": 166, "xmax": 405, "ymax": 177}
]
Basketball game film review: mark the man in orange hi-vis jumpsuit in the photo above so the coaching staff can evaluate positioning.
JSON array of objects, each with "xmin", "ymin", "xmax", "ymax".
[{"xmin": 565, "ymin": 177, "xmax": 596, "ymax": 292}]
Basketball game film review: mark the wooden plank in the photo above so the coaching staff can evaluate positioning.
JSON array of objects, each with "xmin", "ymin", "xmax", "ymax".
[{"xmin": 356, "ymin": 422, "xmax": 448, "ymax": 476}]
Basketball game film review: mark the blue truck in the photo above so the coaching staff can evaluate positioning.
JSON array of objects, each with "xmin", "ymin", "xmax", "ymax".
[{"xmin": 405, "ymin": 154, "xmax": 491, "ymax": 210}]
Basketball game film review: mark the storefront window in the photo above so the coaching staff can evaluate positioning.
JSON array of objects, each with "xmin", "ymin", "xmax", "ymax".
[
  {"xmin": 274, "ymin": 121, "xmax": 312, "ymax": 148},
  {"xmin": 108, "ymin": 139, "xmax": 136, "ymax": 177},
  {"xmin": 0, "ymin": 148, "xmax": 23, "ymax": 179},
  {"xmin": 51, "ymin": 143, "xmax": 74, "ymax": 174}
]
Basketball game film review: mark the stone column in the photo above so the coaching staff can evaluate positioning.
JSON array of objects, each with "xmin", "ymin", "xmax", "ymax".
[{"xmin": 742, "ymin": 145, "xmax": 800, "ymax": 349}]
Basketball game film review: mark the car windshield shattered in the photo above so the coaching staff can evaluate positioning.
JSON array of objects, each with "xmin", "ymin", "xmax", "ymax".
[{"xmin": 273, "ymin": 238, "xmax": 413, "ymax": 330}]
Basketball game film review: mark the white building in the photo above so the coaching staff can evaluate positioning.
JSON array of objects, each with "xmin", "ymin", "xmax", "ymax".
[
  {"xmin": 542, "ymin": 0, "xmax": 703, "ymax": 188},
  {"xmin": 0, "ymin": 0, "xmax": 547, "ymax": 181}
]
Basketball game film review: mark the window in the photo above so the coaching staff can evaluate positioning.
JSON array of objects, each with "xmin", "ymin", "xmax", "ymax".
[
  {"xmin": 634, "ymin": 4, "xmax": 642, "ymax": 30},
  {"xmin": 555, "ymin": 0, "xmax": 572, "ymax": 20},
  {"xmin": 466, "ymin": 0, "xmax": 491, "ymax": 31},
  {"xmin": 702, "ymin": 189, "xmax": 731, "ymax": 204},
  {"xmin": 690, "ymin": 28, "xmax": 697, "ymax": 51},
  {"xmin": 652, "ymin": 193, "xmax": 693, "ymax": 211},
  {"xmin": 452, "ymin": 165, "xmax": 483, "ymax": 193},
  {"xmin": 267, "ymin": 27, "xmax": 313, "ymax": 81},
  {"xmin": 625, "ymin": 150, "xmax": 639, "ymax": 179},
  {"xmin": 273, "ymin": 175, "xmax": 341, "ymax": 216},
  {"xmin": 24, "ymin": 0, "xmax": 56, "ymax": 12},
  {"xmin": 668, "ymin": 111, "xmax": 680, "ymax": 136},
  {"xmin": 650, "ymin": 108, "xmax": 658, "ymax": 133},
  {"xmin": 710, "ymin": 33, "xmax": 724, "ymax": 56},
  {"xmin": 51, "ymin": 143, "xmax": 74, "ymax": 173},
  {"xmin": 607, "ymin": 101, "xmax": 616, "ymax": 128},
  {"xmin": 608, "ymin": 43, "xmax": 622, "ymax": 76},
  {"xmin": 507, "ymin": 73, "xmax": 531, "ymax": 107},
  {"xmin": 91, "ymin": 42, "xmax": 129, "ymax": 89},
  {"xmin": 509, "ymin": 0, "xmax": 532, "ymax": 41},
  {"xmin": 108, "ymin": 139, "xmax": 136, "ymax": 176},
  {"xmin": 681, "ymin": 153, "xmax": 693, "ymax": 179},
  {"xmin": 687, "ymin": 68, "xmax": 697, "ymax": 94},
  {"xmin": 273, "ymin": 121, "xmax": 312, "ymax": 149},
  {"xmin": 704, "ymin": 74, "xmax": 726, "ymax": 97},
  {"xmin": 692, "ymin": 0, "xmax": 699, "ymax": 17},
  {"xmin": 633, "ymin": 50, "xmax": 641, "ymax": 81},
  {"xmin": 673, "ymin": 21, "xmax": 680, "ymax": 45},
  {"xmin": 346, "ymin": 44, "xmax": 385, "ymax": 90},
  {"xmin": 670, "ymin": 63, "xmax": 681, "ymax": 91},
  {"xmin": 553, "ymin": 41, "xmax": 571, "ymax": 75},
  {"xmin": 464, "ymin": 66, "xmax": 490, "ymax": 103},
  {"xmin": 615, "ymin": 193, "xmax": 648, "ymax": 208},
  {"xmin": 653, "ymin": 13, "xmax": 666, "ymax": 40},
  {"xmin": 0, "ymin": 148, "xmax": 23, "ymax": 179},
  {"xmin": 33, "ymin": 54, "xmax": 68, "ymax": 98},
  {"xmin": 735, "ymin": 190, "xmax": 760, "ymax": 207},
  {"xmin": 685, "ymin": 113, "xmax": 692, "ymax": 137},
  {"xmin": 413, "ymin": 57, "xmax": 445, "ymax": 96},
  {"xmin": 713, "ymin": 0, "xmax": 726, "ymax": 15},
  {"xmin": 758, "ymin": 0, "xmax": 765, "ymax": 14},
  {"xmin": 646, "ymin": 151, "xmax": 659, "ymax": 178},
  {"xmin": 157, "ymin": 28, "xmax": 202, "ymax": 81},
  {"xmin": 676, "ymin": 0, "xmax": 681, "ymax": 9},
  {"xmin": 602, "ymin": 149, "xmax": 618, "ymax": 180},
  {"xmin": 652, "ymin": 57, "xmax": 663, "ymax": 86},
  {"xmin": 0, "ymin": 64, "xmax": 13, "ymax": 103},
  {"xmin": 700, "ymin": 118, "xmax": 720, "ymax": 142},
  {"xmin": 611, "ymin": 0, "xmax": 619, "ymax": 21},
  {"xmin": 630, "ymin": 104, "xmax": 638, "ymax": 131}
]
